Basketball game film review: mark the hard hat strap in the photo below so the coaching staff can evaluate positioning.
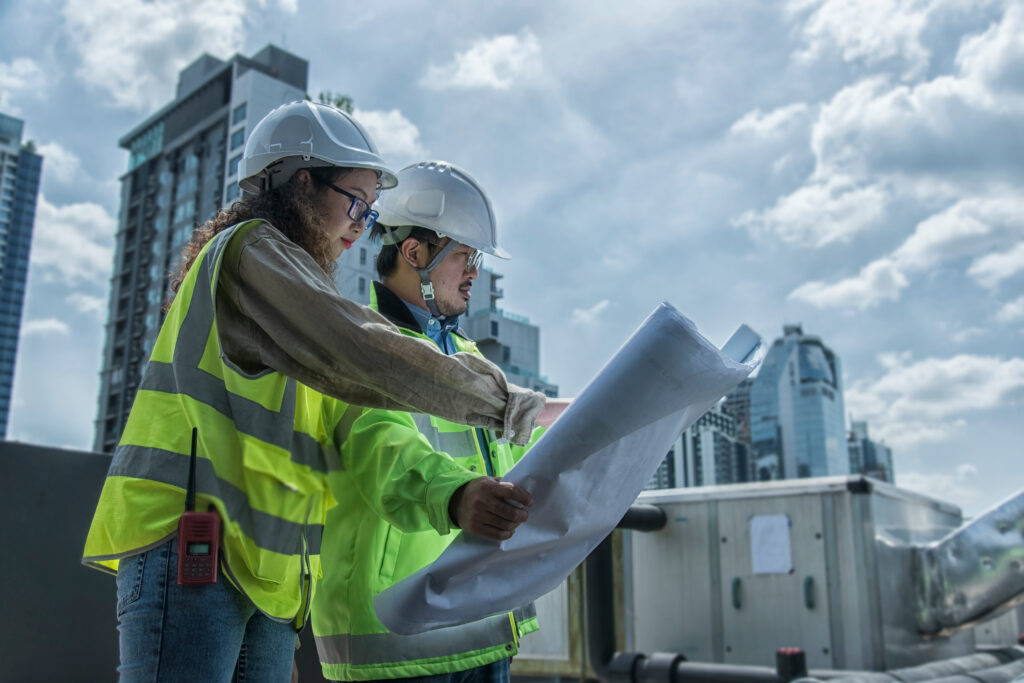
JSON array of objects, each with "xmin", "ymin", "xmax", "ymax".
[{"xmin": 415, "ymin": 239, "xmax": 457, "ymax": 318}]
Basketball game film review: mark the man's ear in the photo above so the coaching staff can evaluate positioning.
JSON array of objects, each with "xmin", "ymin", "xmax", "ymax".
[
  {"xmin": 294, "ymin": 168, "xmax": 312, "ymax": 186},
  {"xmin": 399, "ymin": 238, "xmax": 423, "ymax": 269}
]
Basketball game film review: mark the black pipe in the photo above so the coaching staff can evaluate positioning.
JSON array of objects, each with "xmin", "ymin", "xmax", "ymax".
[
  {"xmin": 618, "ymin": 504, "xmax": 668, "ymax": 532},
  {"xmin": 587, "ymin": 504, "xmax": 788, "ymax": 683}
]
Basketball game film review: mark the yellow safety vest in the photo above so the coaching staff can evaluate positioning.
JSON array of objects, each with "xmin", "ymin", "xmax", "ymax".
[
  {"xmin": 83, "ymin": 220, "xmax": 344, "ymax": 628},
  {"xmin": 312, "ymin": 282, "xmax": 540, "ymax": 680}
]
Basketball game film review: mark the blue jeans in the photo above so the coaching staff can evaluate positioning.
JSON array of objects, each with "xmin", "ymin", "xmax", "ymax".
[
  {"xmin": 116, "ymin": 538, "xmax": 296, "ymax": 682},
  {"xmin": 359, "ymin": 659, "xmax": 510, "ymax": 683}
]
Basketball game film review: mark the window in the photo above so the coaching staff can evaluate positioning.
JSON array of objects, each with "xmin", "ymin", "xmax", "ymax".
[
  {"xmin": 232, "ymin": 102, "xmax": 247, "ymax": 125},
  {"xmin": 359, "ymin": 248, "xmax": 367, "ymax": 265},
  {"xmin": 229, "ymin": 154, "xmax": 242, "ymax": 176},
  {"xmin": 501, "ymin": 345, "xmax": 511, "ymax": 364},
  {"xmin": 230, "ymin": 129, "xmax": 245, "ymax": 150},
  {"xmin": 226, "ymin": 183, "xmax": 240, "ymax": 202},
  {"xmin": 490, "ymin": 321, "xmax": 499, "ymax": 337},
  {"xmin": 358, "ymin": 277, "xmax": 366, "ymax": 295}
]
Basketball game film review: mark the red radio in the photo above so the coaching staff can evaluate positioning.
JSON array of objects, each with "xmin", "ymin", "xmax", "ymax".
[
  {"xmin": 177, "ymin": 510, "xmax": 220, "ymax": 585},
  {"xmin": 177, "ymin": 428, "xmax": 221, "ymax": 585}
]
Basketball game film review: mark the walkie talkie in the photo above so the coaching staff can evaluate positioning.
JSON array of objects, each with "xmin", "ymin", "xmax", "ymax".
[{"xmin": 177, "ymin": 428, "xmax": 220, "ymax": 585}]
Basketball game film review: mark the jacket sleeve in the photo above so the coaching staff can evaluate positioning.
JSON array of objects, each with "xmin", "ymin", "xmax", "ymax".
[
  {"xmin": 215, "ymin": 224, "xmax": 544, "ymax": 446},
  {"xmin": 339, "ymin": 405, "xmax": 481, "ymax": 536}
]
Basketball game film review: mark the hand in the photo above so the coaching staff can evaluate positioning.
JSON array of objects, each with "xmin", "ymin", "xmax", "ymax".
[
  {"xmin": 449, "ymin": 477, "xmax": 533, "ymax": 541},
  {"xmin": 536, "ymin": 397, "xmax": 572, "ymax": 428}
]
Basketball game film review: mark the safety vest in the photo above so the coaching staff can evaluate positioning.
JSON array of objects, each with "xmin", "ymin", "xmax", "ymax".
[
  {"xmin": 82, "ymin": 220, "xmax": 344, "ymax": 628},
  {"xmin": 312, "ymin": 283, "xmax": 540, "ymax": 681}
]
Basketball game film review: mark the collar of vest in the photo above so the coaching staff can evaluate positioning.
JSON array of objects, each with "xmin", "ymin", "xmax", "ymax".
[{"xmin": 371, "ymin": 280, "xmax": 470, "ymax": 340}]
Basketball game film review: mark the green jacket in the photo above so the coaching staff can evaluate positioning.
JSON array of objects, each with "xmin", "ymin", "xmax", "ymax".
[
  {"xmin": 312, "ymin": 281, "xmax": 540, "ymax": 681},
  {"xmin": 83, "ymin": 221, "xmax": 343, "ymax": 628}
]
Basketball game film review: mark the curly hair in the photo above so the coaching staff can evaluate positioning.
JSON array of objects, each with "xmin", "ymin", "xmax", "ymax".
[{"xmin": 165, "ymin": 167, "xmax": 351, "ymax": 310}]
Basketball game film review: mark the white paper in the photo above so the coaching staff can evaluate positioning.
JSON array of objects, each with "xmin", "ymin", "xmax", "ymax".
[
  {"xmin": 750, "ymin": 514, "xmax": 793, "ymax": 574},
  {"xmin": 374, "ymin": 302, "xmax": 764, "ymax": 634}
]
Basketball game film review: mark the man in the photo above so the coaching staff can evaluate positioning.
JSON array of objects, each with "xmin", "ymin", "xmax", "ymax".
[{"xmin": 312, "ymin": 161, "xmax": 542, "ymax": 682}]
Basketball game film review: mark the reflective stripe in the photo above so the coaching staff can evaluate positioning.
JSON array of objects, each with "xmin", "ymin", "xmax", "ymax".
[
  {"xmin": 513, "ymin": 603, "xmax": 536, "ymax": 622},
  {"xmin": 110, "ymin": 444, "xmax": 323, "ymax": 556},
  {"xmin": 410, "ymin": 413, "xmax": 479, "ymax": 460},
  {"xmin": 326, "ymin": 405, "xmax": 365, "ymax": 472},
  {"xmin": 139, "ymin": 362, "xmax": 324, "ymax": 472},
  {"xmin": 135, "ymin": 231, "xmax": 326, "ymax": 473},
  {"xmin": 315, "ymin": 613, "xmax": 515, "ymax": 665}
]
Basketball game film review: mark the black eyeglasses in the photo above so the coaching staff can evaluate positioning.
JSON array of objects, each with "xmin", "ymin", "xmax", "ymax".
[{"xmin": 321, "ymin": 182, "xmax": 379, "ymax": 229}]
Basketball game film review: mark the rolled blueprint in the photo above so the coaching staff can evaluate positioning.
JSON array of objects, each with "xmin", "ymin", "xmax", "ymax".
[{"xmin": 375, "ymin": 302, "xmax": 765, "ymax": 634}]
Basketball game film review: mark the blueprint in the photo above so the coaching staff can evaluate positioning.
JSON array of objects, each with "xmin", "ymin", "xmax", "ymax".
[{"xmin": 375, "ymin": 302, "xmax": 765, "ymax": 634}]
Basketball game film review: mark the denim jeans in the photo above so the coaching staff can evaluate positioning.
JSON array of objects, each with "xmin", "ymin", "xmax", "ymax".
[
  {"xmin": 358, "ymin": 658, "xmax": 510, "ymax": 683},
  {"xmin": 115, "ymin": 538, "xmax": 296, "ymax": 682}
]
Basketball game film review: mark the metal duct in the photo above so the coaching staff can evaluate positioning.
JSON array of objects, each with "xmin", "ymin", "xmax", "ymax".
[{"xmin": 915, "ymin": 490, "xmax": 1024, "ymax": 637}]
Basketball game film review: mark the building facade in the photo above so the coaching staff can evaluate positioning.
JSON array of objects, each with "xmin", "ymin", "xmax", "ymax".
[
  {"xmin": 646, "ymin": 402, "xmax": 751, "ymax": 490},
  {"xmin": 848, "ymin": 420, "xmax": 894, "ymax": 483},
  {"xmin": 749, "ymin": 324, "xmax": 848, "ymax": 480},
  {"xmin": 93, "ymin": 46, "xmax": 308, "ymax": 452},
  {"xmin": 0, "ymin": 113, "xmax": 42, "ymax": 437},
  {"xmin": 461, "ymin": 266, "xmax": 558, "ymax": 397}
]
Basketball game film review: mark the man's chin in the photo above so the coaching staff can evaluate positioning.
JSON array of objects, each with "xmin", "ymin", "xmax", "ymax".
[{"xmin": 438, "ymin": 301, "xmax": 469, "ymax": 318}]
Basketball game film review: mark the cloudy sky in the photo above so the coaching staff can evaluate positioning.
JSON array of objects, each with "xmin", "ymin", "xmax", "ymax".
[{"xmin": 2, "ymin": 0, "xmax": 1022, "ymax": 516}]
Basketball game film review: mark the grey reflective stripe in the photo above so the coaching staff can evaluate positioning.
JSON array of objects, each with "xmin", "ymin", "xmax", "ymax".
[
  {"xmin": 325, "ymin": 405, "xmax": 365, "ymax": 472},
  {"xmin": 137, "ymin": 225, "xmax": 326, "ymax": 474},
  {"xmin": 315, "ymin": 613, "xmax": 515, "ymax": 665},
  {"xmin": 410, "ymin": 413, "xmax": 479, "ymax": 460},
  {"xmin": 139, "ymin": 362, "xmax": 324, "ymax": 472},
  {"xmin": 513, "ymin": 603, "xmax": 537, "ymax": 623},
  {"xmin": 109, "ymin": 443, "xmax": 322, "ymax": 556}
]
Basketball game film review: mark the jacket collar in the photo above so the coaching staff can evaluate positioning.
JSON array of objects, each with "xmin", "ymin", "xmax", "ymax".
[
  {"xmin": 371, "ymin": 280, "xmax": 470, "ymax": 340},
  {"xmin": 371, "ymin": 280, "xmax": 423, "ymax": 332}
]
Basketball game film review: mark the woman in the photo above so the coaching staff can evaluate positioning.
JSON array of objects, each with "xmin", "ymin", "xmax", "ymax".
[{"xmin": 82, "ymin": 101, "xmax": 545, "ymax": 682}]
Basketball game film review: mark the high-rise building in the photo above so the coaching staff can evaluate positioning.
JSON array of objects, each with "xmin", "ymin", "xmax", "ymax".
[
  {"xmin": 334, "ymin": 239, "xmax": 377, "ymax": 305},
  {"xmin": 0, "ymin": 113, "xmax": 42, "ymax": 437},
  {"xmin": 93, "ymin": 46, "xmax": 308, "ymax": 452},
  {"xmin": 848, "ymin": 420, "xmax": 894, "ymax": 483},
  {"xmin": 461, "ymin": 266, "xmax": 558, "ymax": 397},
  {"xmin": 646, "ymin": 402, "xmax": 751, "ymax": 490},
  {"xmin": 749, "ymin": 324, "xmax": 848, "ymax": 480}
]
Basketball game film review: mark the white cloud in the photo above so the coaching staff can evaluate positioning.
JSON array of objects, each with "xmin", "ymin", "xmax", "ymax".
[
  {"xmin": 792, "ymin": 193, "xmax": 1024, "ymax": 309},
  {"xmin": 995, "ymin": 296, "xmax": 1024, "ymax": 323},
  {"xmin": 421, "ymin": 30, "xmax": 543, "ymax": 91},
  {"xmin": 955, "ymin": 2, "xmax": 1024, "ymax": 95},
  {"xmin": 845, "ymin": 353, "xmax": 1024, "ymax": 448},
  {"xmin": 792, "ymin": 0, "xmax": 936, "ymax": 78},
  {"xmin": 735, "ymin": 175, "xmax": 888, "ymax": 247},
  {"xmin": 898, "ymin": 464, "xmax": 984, "ymax": 511},
  {"xmin": 571, "ymin": 299, "xmax": 610, "ymax": 326},
  {"xmin": 351, "ymin": 108, "xmax": 426, "ymax": 161},
  {"xmin": 36, "ymin": 142, "xmax": 84, "ymax": 185},
  {"xmin": 31, "ymin": 195, "xmax": 116, "ymax": 285},
  {"xmin": 894, "ymin": 196, "xmax": 1024, "ymax": 270},
  {"xmin": 66, "ymin": 292, "xmax": 107, "ymax": 318},
  {"xmin": 20, "ymin": 318, "xmax": 70, "ymax": 337},
  {"xmin": 730, "ymin": 103, "xmax": 810, "ymax": 137},
  {"xmin": 0, "ymin": 57, "xmax": 46, "ymax": 113},
  {"xmin": 789, "ymin": 258, "xmax": 907, "ymax": 309},
  {"xmin": 950, "ymin": 326, "xmax": 986, "ymax": 344},
  {"xmin": 967, "ymin": 241, "xmax": 1024, "ymax": 288},
  {"xmin": 62, "ymin": 0, "xmax": 249, "ymax": 110}
]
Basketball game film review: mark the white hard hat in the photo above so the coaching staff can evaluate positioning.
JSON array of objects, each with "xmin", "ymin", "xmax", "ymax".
[
  {"xmin": 238, "ymin": 101, "xmax": 398, "ymax": 194},
  {"xmin": 376, "ymin": 161, "xmax": 509, "ymax": 259}
]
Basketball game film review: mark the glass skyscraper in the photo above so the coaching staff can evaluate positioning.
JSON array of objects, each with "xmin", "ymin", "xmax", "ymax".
[
  {"xmin": 749, "ymin": 324, "xmax": 848, "ymax": 479},
  {"xmin": 93, "ymin": 46, "xmax": 308, "ymax": 452},
  {"xmin": 0, "ymin": 113, "xmax": 42, "ymax": 437}
]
